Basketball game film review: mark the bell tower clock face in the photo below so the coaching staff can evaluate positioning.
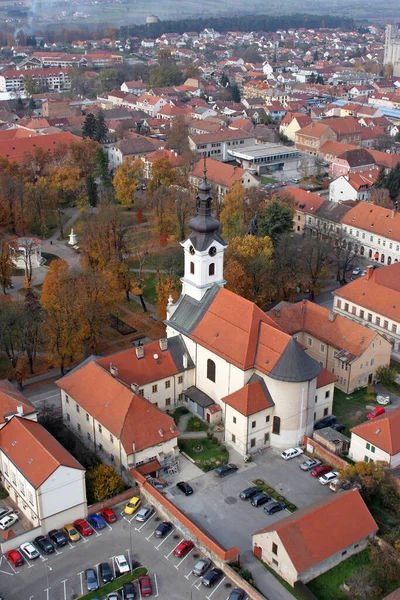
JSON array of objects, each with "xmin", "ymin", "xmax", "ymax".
[
  {"xmin": 189, "ymin": 245, "xmax": 195, "ymax": 255},
  {"xmin": 208, "ymin": 246, "xmax": 217, "ymax": 257}
]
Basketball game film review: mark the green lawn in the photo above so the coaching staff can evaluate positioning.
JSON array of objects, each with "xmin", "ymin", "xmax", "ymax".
[
  {"xmin": 186, "ymin": 416, "xmax": 209, "ymax": 432},
  {"xmin": 308, "ymin": 550, "xmax": 370, "ymax": 600},
  {"xmin": 178, "ymin": 437, "xmax": 229, "ymax": 472},
  {"xmin": 369, "ymin": 499, "xmax": 400, "ymax": 536},
  {"xmin": 79, "ymin": 567, "xmax": 147, "ymax": 600},
  {"xmin": 332, "ymin": 387, "xmax": 375, "ymax": 435},
  {"xmin": 252, "ymin": 479, "xmax": 297, "ymax": 512},
  {"xmin": 260, "ymin": 176, "xmax": 275, "ymax": 184},
  {"xmin": 143, "ymin": 272, "xmax": 157, "ymax": 304},
  {"xmin": 171, "ymin": 406, "xmax": 189, "ymax": 427}
]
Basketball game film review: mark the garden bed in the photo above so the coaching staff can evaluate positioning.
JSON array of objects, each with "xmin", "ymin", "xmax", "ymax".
[
  {"xmin": 252, "ymin": 478, "xmax": 297, "ymax": 513},
  {"xmin": 186, "ymin": 416, "xmax": 209, "ymax": 432},
  {"xmin": 79, "ymin": 566, "xmax": 147, "ymax": 600},
  {"xmin": 178, "ymin": 437, "xmax": 229, "ymax": 472}
]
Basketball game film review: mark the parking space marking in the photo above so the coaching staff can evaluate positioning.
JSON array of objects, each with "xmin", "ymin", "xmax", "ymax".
[
  {"xmin": 174, "ymin": 548, "xmax": 194, "ymax": 570},
  {"xmin": 54, "ymin": 548, "xmax": 63, "ymax": 556},
  {"xmin": 5, "ymin": 559, "xmax": 19, "ymax": 575},
  {"xmin": 135, "ymin": 513, "xmax": 156, "ymax": 532},
  {"xmin": 164, "ymin": 539, "xmax": 183, "ymax": 560},
  {"xmin": 0, "ymin": 569, "xmax": 14, "ymax": 576},
  {"xmin": 154, "ymin": 573, "xmax": 159, "ymax": 598},
  {"xmin": 77, "ymin": 571, "xmax": 84, "ymax": 596},
  {"xmin": 155, "ymin": 529, "xmax": 174, "ymax": 550},
  {"xmin": 206, "ymin": 576, "xmax": 225, "ymax": 599},
  {"xmin": 145, "ymin": 531, "xmax": 155, "ymax": 542},
  {"xmin": 185, "ymin": 568, "xmax": 193, "ymax": 580},
  {"xmin": 24, "ymin": 556, "xmax": 34, "ymax": 569},
  {"xmin": 110, "ymin": 556, "xmax": 117, "ymax": 579},
  {"xmin": 61, "ymin": 579, "xmax": 68, "ymax": 600},
  {"xmin": 44, "ymin": 588, "xmax": 51, "ymax": 600}
]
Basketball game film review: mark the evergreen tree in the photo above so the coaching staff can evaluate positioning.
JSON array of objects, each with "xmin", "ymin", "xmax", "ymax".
[
  {"xmin": 258, "ymin": 201, "xmax": 294, "ymax": 246},
  {"xmin": 82, "ymin": 113, "xmax": 97, "ymax": 139},
  {"xmin": 385, "ymin": 163, "xmax": 400, "ymax": 200},
  {"xmin": 309, "ymin": 72, "xmax": 316, "ymax": 84},
  {"xmin": 230, "ymin": 83, "xmax": 241, "ymax": 103},
  {"xmin": 375, "ymin": 167, "xmax": 387, "ymax": 189},
  {"xmin": 94, "ymin": 111, "xmax": 108, "ymax": 144},
  {"xmin": 316, "ymin": 74, "xmax": 324, "ymax": 84},
  {"xmin": 221, "ymin": 73, "xmax": 229, "ymax": 88},
  {"xmin": 86, "ymin": 175, "xmax": 98, "ymax": 207},
  {"xmin": 28, "ymin": 97, "xmax": 36, "ymax": 110},
  {"xmin": 313, "ymin": 50, "xmax": 319, "ymax": 62},
  {"xmin": 95, "ymin": 148, "xmax": 112, "ymax": 187}
]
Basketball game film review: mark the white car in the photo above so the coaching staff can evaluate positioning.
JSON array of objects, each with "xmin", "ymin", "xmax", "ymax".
[
  {"xmin": 376, "ymin": 395, "xmax": 390, "ymax": 405},
  {"xmin": 361, "ymin": 269, "xmax": 367, "ymax": 277},
  {"xmin": 0, "ymin": 513, "xmax": 18, "ymax": 530},
  {"xmin": 114, "ymin": 554, "xmax": 130, "ymax": 574},
  {"xmin": 352, "ymin": 267, "xmax": 361, "ymax": 276},
  {"xmin": 319, "ymin": 471, "xmax": 339, "ymax": 485},
  {"xmin": 281, "ymin": 447, "xmax": 303, "ymax": 460},
  {"xmin": 20, "ymin": 542, "xmax": 40, "ymax": 560}
]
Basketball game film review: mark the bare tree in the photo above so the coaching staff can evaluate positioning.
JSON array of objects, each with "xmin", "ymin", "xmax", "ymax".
[
  {"xmin": 301, "ymin": 231, "xmax": 330, "ymax": 299},
  {"xmin": 330, "ymin": 229, "xmax": 357, "ymax": 283}
]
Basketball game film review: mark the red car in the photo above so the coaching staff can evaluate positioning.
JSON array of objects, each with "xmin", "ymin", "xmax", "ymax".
[
  {"xmin": 73, "ymin": 518, "xmax": 94, "ymax": 537},
  {"xmin": 99, "ymin": 508, "xmax": 117, "ymax": 523},
  {"xmin": 173, "ymin": 540, "xmax": 194, "ymax": 558},
  {"xmin": 367, "ymin": 407, "xmax": 385, "ymax": 419},
  {"xmin": 138, "ymin": 574, "xmax": 152, "ymax": 597},
  {"xmin": 310, "ymin": 465, "xmax": 331, "ymax": 478},
  {"xmin": 6, "ymin": 549, "xmax": 24, "ymax": 567}
]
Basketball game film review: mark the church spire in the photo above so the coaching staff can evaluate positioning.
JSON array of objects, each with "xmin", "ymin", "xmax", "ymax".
[{"xmin": 188, "ymin": 156, "xmax": 220, "ymax": 237}]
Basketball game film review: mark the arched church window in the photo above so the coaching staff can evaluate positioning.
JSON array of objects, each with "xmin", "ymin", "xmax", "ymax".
[
  {"xmin": 207, "ymin": 359, "xmax": 216, "ymax": 382},
  {"xmin": 272, "ymin": 416, "xmax": 281, "ymax": 435},
  {"xmin": 209, "ymin": 263, "xmax": 215, "ymax": 276},
  {"xmin": 190, "ymin": 261, "xmax": 195, "ymax": 274}
]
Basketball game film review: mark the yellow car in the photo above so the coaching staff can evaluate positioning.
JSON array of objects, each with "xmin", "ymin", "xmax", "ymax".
[
  {"xmin": 124, "ymin": 496, "xmax": 141, "ymax": 515},
  {"xmin": 62, "ymin": 523, "xmax": 80, "ymax": 542}
]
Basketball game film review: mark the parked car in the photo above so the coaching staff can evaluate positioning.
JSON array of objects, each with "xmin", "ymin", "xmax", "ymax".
[
  {"xmin": 122, "ymin": 582, "xmax": 136, "ymax": 599},
  {"xmin": 48, "ymin": 529, "xmax": 68, "ymax": 547},
  {"xmin": 250, "ymin": 493, "xmax": 271, "ymax": 507},
  {"xmin": 319, "ymin": 471, "xmax": 339, "ymax": 485},
  {"xmin": 62, "ymin": 523, "xmax": 80, "ymax": 542},
  {"xmin": 239, "ymin": 486, "xmax": 263, "ymax": 500},
  {"xmin": 85, "ymin": 568, "xmax": 99, "ymax": 592},
  {"xmin": 177, "ymin": 481, "xmax": 193, "ymax": 495},
  {"xmin": 115, "ymin": 555, "xmax": 130, "ymax": 575},
  {"xmin": 135, "ymin": 506, "xmax": 154, "ymax": 523},
  {"xmin": 20, "ymin": 542, "xmax": 40, "ymax": 560},
  {"xmin": 107, "ymin": 595, "xmax": 119, "ymax": 600},
  {"xmin": 214, "ymin": 463, "xmax": 238, "ymax": 478},
  {"xmin": 74, "ymin": 518, "xmax": 94, "ymax": 537},
  {"xmin": 310, "ymin": 465, "xmax": 331, "ymax": 477},
  {"xmin": 264, "ymin": 500, "xmax": 286, "ymax": 515},
  {"xmin": 281, "ymin": 447, "xmax": 303, "ymax": 460},
  {"xmin": 314, "ymin": 415, "xmax": 336, "ymax": 430},
  {"xmin": 367, "ymin": 406, "xmax": 386, "ymax": 419},
  {"xmin": 300, "ymin": 458, "xmax": 321, "ymax": 471},
  {"xmin": 34, "ymin": 536, "xmax": 54, "ymax": 554},
  {"xmin": 155, "ymin": 521, "xmax": 173, "ymax": 538},
  {"xmin": 5, "ymin": 549, "xmax": 24, "ymax": 567},
  {"xmin": 193, "ymin": 559, "xmax": 211, "ymax": 576},
  {"xmin": 0, "ymin": 508, "xmax": 10, "ymax": 520},
  {"xmin": 87, "ymin": 513, "xmax": 107, "ymax": 530},
  {"xmin": 352, "ymin": 267, "xmax": 361, "ymax": 275},
  {"xmin": 100, "ymin": 562, "xmax": 114, "ymax": 583},
  {"xmin": 138, "ymin": 575, "xmax": 152, "ymax": 597},
  {"xmin": 202, "ymin": 567, "xmax": 223, "ymax": 587},
  {"xmin": 124, "ymin": 496, "xmax": 141, "ymax": 515},
  {"xmin": 331, "ymin": 423, "xmax": 346, "ymax": 433},
  {"xmin": 0, "ymin": 513, "xmax": 18, "ymax": 530},
  {"xmin": 174, "ymin": 540, "xmax": 194, "ymax": 558},
  {"xmin": 99, "ymin": 507, "xmax": 117, "ymax": 523},
  {"xmin": 376, "ymin": 395, "xmax": 390, "ymax": 406},
  {"xmin": 228, "ymin": 589, "xmax": 246, "ymax": 600}
]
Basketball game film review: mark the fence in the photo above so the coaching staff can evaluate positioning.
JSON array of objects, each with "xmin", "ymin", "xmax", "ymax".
[{"xmin": 303, "ymin": 436, "xmax": 349, "ymax": 470}]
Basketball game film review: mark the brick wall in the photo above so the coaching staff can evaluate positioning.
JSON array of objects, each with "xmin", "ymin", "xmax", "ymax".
[
  {"xmin": 224, "ymin": 565, "xmax": 266, "ymax": 600},
  {"xmin": 88, "ymin": 486, "xmax": 138, "ymax": 513},
  {"xmin": 303, "ymin": 436, "xmax": 349, "ymax": 470},
  {"xmin": 132, "ymin": 469, "xmax": 239, "ymax": 564}
]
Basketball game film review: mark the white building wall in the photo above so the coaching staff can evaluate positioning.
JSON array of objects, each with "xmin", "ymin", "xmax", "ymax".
[
  {"xmin": 313, "ymin": 383, "xmax": 334, "ymax": 422},
  {"xmin": 38, "ymin": 465, "xmax": 86, "ymax": 520},
  {"xmin": 342, "ymin": 223, "xmax": 400, "ymax": 266},
  {"xmin": 349, "ymin": 432, "xmax": 392, "ymax": 464}
]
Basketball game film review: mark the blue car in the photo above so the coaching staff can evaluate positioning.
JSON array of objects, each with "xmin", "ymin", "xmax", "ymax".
[{"xmin": 87, "ymin": 513, "xmax": 107, "ymax": 530}]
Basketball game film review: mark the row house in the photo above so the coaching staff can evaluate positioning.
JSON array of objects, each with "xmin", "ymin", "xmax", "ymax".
[
  {"xmin": 0, "ymin": 69, "xmax": 71, "ymax": 93},
  {"xmin": 30, "ymin": 52, "xmax": 87, "ymax": 68},
  {"xmin": 268, "ymin": 300, "xmax": 391, "ymax": 393},
  {"xmin": 334, "ymin": 263, "xmax": 400, "ymax": 352}
]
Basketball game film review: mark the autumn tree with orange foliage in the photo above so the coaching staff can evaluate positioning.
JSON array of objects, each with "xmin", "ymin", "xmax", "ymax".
[
  {"xmin": 0, "ymin": 157, "xmax": 29, "ymax": 235},
  {"xmin": 113, "ymin": 157, "xmax": 143, "ymax": 208},
  {"xmin": 156, "ymin": 271, "xmax": 181, "ymax": 318},
  {"xmin": 224, "ymin": 235, "xmax": 273, "ymax": 306}
]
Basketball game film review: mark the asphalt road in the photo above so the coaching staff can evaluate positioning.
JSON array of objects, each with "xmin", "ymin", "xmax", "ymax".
[
  {"xmin": 0, "ymin": 499, "xmax": 246, "ymax": 600},
  {"xmin": 23, "ymin": 380, "xmax": 62, "ymax": 414}
]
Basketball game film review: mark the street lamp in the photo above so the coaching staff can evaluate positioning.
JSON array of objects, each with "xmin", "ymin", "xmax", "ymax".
[{"xmin": 44, "ymin": 564, "xmax": 52, "ymax": 600}]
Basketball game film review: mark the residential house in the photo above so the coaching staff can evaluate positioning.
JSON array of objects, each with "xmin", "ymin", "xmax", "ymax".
[
  {"xmin": 188, "ymin": 129, "xmax": 256, "ymax": 161},
  {"xmin": 0, "ymin": 68, "xmax": 71, "ymax": 93},
  {"xmin": 329, "ymin": 170, "xmax": 378, "ymax": 203},
  {"xmin": 349, "ymin": 408, "xmax": 400, "ymax": 467},
  {"xmin": 318, "ymin": 141, "xmax": 358, "ymax": 163},
  {"xmin": 141, "ymin": 149, "xmax": 185, "ymax": 179},
  {"xmin": 334, "ymin": 263, "xmax": 400, "ymax": 352},
  {"xmin": 107, "ymin": 136, "xmax": 159, "ymax": 169},
  {"xmin": 267, "ymin": 300, "xmax": 391, "ymax": 393},
  {"xmin": 295, "ymin": 121, "xmax": 336, "ymax": 155},
  {"xmin": 284, "ymin": 186, "xmax": 326, "ymax": 234},
  {"xmin": 134, "ymin": 94, "xmax": 168, "ymax": 118},
  {"xmin": 189, "ymin": 157, "xmax": 259, "ymax": 200},
  {"xmin": 191, "ymin": 106, "xmax": 218, "ymax": 120},
  {"xmin": 0, "ymin": 417, "xmax": 86, "ymax": 531},
  {"xmin": 252, "ymin": 490, "xmax": 378, "ymax": 586},
  {"xmin": 0, "ymin": 380, "xmax": 37, "ymax": 429},
  {"xmin": 329, "ymin": 148, "xmax": 377, "ymax": 178},
  {"xmin": 279, "ymin": 112, "xmax": 312, "ymax": 143},
  {"xmin": 120, "ymin": 81, "xmax": 147, "ymax": 95}
]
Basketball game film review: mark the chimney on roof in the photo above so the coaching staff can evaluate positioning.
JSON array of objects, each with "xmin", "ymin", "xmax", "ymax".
[
  {"xmin": 16, "ymin": 405, "xmax": 23, "ymax": 416},
  {"xmin": 158, "ymin": 428, "xmax": 164, "ymax": 437},
  {"xmin": 135, "ymin": 342, "xmax": 144, "ymax": 359},
  {"xmin": 159, "ymin": 338, "xmax": 168, "ymax": 352},
  {"xmin": 366, "ymin": 265, "xmax": 374, "ymax": 281},
  {"xmin": 328, "ymin": 311, "xmax": 336, "ymax": 322},
  {"xmin": 131, "ymin": 382, "xmax": 140, "ymax": 395},
  {"xmin": 109, "ymin": 363, "xmax": 119, "ymax": 377},
  {"xmin": 275, "ymin": 308, "xmax": 281, "ymax": 317},
  {"xmin": 183, "ymin": 354, "xmax": 188, "ymax": 369}
]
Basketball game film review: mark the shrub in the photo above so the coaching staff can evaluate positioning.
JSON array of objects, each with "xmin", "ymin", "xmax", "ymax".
[
  {"xmin": 238, "ymin": 568, "xmax": 253, "ymax": 583},
  {"xmin": 376, "ymin": 365, "xmax": 397, "ymax": 388},
  {"xmin": 86, "ymin": 463, "xmax": 126, "ymax": 504},
  {"xmin": 211, "ymin": 436, "xmax": 219, "ymax": 445},
  {"xmin": 0, "ymin": 486, "xmax": 9, "ymax": 499},
  {"xmin": 277, "ymin": 495, "xmax": 285, "ymax": 502}
]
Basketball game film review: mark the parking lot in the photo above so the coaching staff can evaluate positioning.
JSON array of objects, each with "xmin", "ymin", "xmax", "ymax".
[
  {"xmin": 169, "ymin": 447, "xmax": 333, "ymax": 557},
  {"xmin": 0, "ymin": 499, "xmax": 248, "ymax": 600}
]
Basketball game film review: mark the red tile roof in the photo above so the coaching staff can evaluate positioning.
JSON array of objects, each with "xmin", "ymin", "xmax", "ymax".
[
  {"xmin": 190, "ymin": 157, "xmax": 246, "ymax": 189},
  {"xmin": 317, "ymin": 368, "xmax": 338, "ymax": 388},
  {"xmin": 222, "ymin": 380, "xmax": 273, "ymax": 416},
  {"xmin": 56, "ymin": 360, "xmax": 178, "ymax": 453},
  {"xmin": 0, "ymin": 132, "xmax": 79, "ymax": 162},
  {"xmin": 254, "ymin": 490, "xmax": 378, "ymax": 573},
  {"xmin": 285, "ymin": 187, "xmax": 325, "ymax": 214},
  {"xmin": 0, "ymin": 128, "xmax": 41, "ymax": 140},
  {"xmin": 0, "ymin": 417, "xmax": 83, "ymax": 488},
  {"xmin": 0, "ymin": 380, "xmax": 36, "ymax": 425},
  {"xmin": 351, "ymin": 407, "xmax": 400, "ymax": 455},
  {"xmin": 341, "ymin": 202, "xmax": 400, "ymax": 243}
]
